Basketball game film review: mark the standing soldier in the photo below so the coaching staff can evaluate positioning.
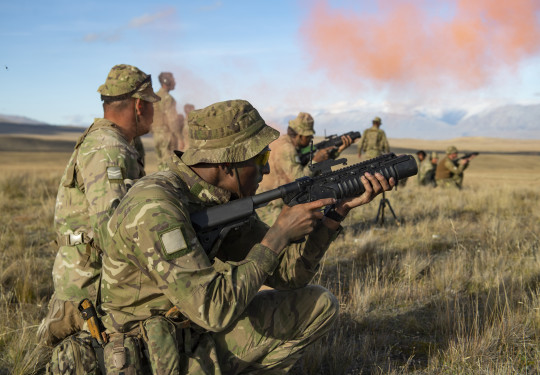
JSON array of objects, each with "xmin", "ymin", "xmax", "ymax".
[
  {"xmin": 256, "ymin": 112, "xmax": 351, "ymax": 226},
  {"xmin": 98, "ymin": 100, "xmax": 394, "ymax": 374},
  {"xmin": 435, "ymin": 146, "xmax": 474, "ymax": 189},
  {"xmin": 357, "ymin": 116, "xmax": 390, "ymax": 160},
  {"xmin": 152, "ymin": 72, "xmax": 182, "ymax": 170},
  {"xmin": 418, "ymin": 151, "xmax": 438, "ymax": 187},
  {"xmin": 37, "ymin": 64, "xmax": 160, "ymax": 346}
]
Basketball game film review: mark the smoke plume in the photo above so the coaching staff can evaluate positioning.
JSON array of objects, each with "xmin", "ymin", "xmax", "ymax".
[{"xmin": 300, "ymin": 0, "xmax": 540, "ymax": 90}]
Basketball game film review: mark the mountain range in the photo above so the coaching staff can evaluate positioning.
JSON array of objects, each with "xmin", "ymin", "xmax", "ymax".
[
  {"xmin": 1, "ymin": 103, "xmax": 539, "ymax": 140},
  {"xmin": 312, "ymin": 103, "xmax": 540, "ymax": 140}
]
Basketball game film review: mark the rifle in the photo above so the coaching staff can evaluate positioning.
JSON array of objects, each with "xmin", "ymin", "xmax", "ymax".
[
  {"xmin": 298, "ymin": 131, "xmax": 361, "ymax": 165},
  {"xmin": 452, "ymin": 152, "xmax": 479, "ymax": 166},
  {"xmin": 191, "ymin": 152, "xmax": 417, "ymax": 256}
]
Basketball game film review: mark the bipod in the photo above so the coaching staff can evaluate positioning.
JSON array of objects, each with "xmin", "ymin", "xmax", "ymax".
[{"xmin": 374, "ymin": 191, "xmax": 400, "ymax": 226}]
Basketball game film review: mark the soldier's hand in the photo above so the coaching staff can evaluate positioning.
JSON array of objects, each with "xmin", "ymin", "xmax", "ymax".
[
  {"xmin": 459, "ymin": 159, "xmax": 468, "ymax": 165},
  {"xmin": 335, "ymin": 172, "xmax": 395, "ymax": 214},
  {"xmin": 337, "ymin": 135, "xmax": 353, "ymax": 153},
  {"xmin": 262, "ymin": 198, "xmax": 336, "ymax": 254},
  {"xmin": 313, "ymin": 147, "xmax": 333, "ymax": 163}
]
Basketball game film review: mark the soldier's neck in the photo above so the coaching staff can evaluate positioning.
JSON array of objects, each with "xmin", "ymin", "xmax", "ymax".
[{"xmin": 103, "ymin": 111, "xmax": 136, "ymax": 143}]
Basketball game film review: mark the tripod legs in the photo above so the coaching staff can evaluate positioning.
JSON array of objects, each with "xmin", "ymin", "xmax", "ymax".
[{"xmin": 374, "ymin": 192, "xmax": 400, "ymax": 225}]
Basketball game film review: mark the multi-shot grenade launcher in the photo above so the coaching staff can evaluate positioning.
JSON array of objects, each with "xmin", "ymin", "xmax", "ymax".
[
  {"xmin": 298, "ymin": 131, "xmax": 361, "ymax": 165},
  {"xmin": 191, "ymin": 152, "xmax": 418, "ymax": 256}
]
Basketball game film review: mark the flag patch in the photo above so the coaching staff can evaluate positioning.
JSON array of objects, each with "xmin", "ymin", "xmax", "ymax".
[{"xmin": 160, "ymin": 227, "xmax": 189, "ymax": 258}]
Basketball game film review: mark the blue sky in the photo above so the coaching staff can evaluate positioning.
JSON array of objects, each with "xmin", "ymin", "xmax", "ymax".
[{"xmin": 1, "ymin": 0, "xmax": 540, "ymax": 136}]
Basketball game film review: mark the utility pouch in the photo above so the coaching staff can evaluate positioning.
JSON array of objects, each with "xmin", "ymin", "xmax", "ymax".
[
  {"xmin": 141, "ymin": 316, "xmax": 182, "ymax": 375},
  {"xmin": 103, "ymin": 333, "xmax": 144, "ymax": 375},
  {"xmin": 47, "ymin": 331, "xmax": 100, "ymax": 375}
]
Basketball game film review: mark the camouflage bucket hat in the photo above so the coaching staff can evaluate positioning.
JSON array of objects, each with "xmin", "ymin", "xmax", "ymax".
[
  {"xmin": 289, "ymin": 112, "xmax": 315, "ymax": 136},
  {"xmin": 446, "ymin": 146, "xmax": 458, "ymax": 155},
  {"xmin": 372, "ymin": 116, "xmax": 382, "ymax": 124},
  {"xmin": 98, "ymin": 64, "xmax": 160, "ymax": 103},
  {"xmin": 430, "ymin": 151, "xmax": 438, "ymax": 159},
  {"xmin": 182, "ymin": 100, "xmax": 279, "ymax": 166}
]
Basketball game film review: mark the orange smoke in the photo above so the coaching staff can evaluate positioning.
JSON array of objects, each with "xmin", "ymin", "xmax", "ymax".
[{"xmin": 300, "ymin": 0, "xmax": 540, "ymax": 89}]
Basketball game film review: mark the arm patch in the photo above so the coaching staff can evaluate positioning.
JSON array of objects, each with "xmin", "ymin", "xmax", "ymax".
[
  {"xmin": 107, "ymin": 166, "xmax": 124, "ymax": 182},
  {"xmin": 159, "ymin": 226, "xmax": 191, "ymax": 260}
]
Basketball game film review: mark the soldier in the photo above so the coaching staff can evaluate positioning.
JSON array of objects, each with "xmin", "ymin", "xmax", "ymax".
[
  {"xmin": 256, "ymin": 112, "xmax": 352, "ymax": 226},
  {"xmin": 418, "ymin": 151, "xmax": 438, "ymax": 187},
  {"xmin": 181, "ymin": 103, "xmax": 195, "ymax": 150},
  {"xmin": 357, "ymin": 116, "xmax": 390, "ymax": 160},
  {"xmin": 152, "ymin": 72, "xmax": 183, "ymax": 170},
  {"xmin": 435, "ymin": 146, "xmax": 474, "ymax": 189},
  {"xmin": 99, "ymin": 100, "xmax": 394, "ymax": 374},
  {"xmin": 37, "ymin": 64, "xmax": 160, "ymax": 346}
]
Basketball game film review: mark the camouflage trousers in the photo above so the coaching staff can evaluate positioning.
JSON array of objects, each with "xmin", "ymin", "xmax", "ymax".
[
  {"xmin": 212, "ymin": 285, "xmax": 338, "ymax": 374},
  {"xmin": 153, "ymin": 131, "xmax": 175, "ymax": 171},
  {"xmin": 104, "ymin": 285, "xmax": 338, "ymax": 375},
  {"xmin": 37, "ymin": 293, "xmax": 85, "ymax": 347},
  {"xmin": 436, "ymin": 177, "xmax": 463, "ymax": 189}
]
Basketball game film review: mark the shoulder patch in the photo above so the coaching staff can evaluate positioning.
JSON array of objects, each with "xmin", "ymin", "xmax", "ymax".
[
  {"xmin": 107, "ymin": 166, "xmax": 123, "ymax": 181},
  {"xmin": 159, "ymin": 227, "xmax": 191, "ymax": 259}
]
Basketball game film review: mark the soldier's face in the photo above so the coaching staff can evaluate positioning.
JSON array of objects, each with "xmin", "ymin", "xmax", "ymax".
[
  {"xmin": 298, "ymin": 135, "xmax": 313, "ymax": 148},
  {"xmin": 235, "ymin": 150, "xmax": 270, "ymax": 197},
  {"xmin": 137, "ymin": 100, "xmax": 154, "ymax": 136},
  {"xmin": 448, "ymin": 152, "xmax": 458, "ymax": 160}
]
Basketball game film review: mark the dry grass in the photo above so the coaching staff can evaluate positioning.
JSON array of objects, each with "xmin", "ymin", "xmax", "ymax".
[{"xmin": 1, "ymin": 137, "xmax": 539, "ymax": 374}]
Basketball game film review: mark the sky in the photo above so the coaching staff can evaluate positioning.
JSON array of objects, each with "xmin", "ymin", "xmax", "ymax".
[{"xmin": 1, "ymin": 0, "xmax": 540, "ymax": 136}]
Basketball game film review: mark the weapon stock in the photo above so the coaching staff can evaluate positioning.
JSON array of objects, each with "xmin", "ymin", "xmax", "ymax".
[
  {"xmin": 298, "ymin": 131, "xmax": 361, "ymax": 165},
  {"xmin": 191, "ymin": 153, "xmax": 418, "ymax": 256}
]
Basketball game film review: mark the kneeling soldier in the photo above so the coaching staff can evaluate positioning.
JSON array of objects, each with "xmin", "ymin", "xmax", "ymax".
[{"xmin": 100, "ymin": 100, "xmax": 394, "ymax": 374}]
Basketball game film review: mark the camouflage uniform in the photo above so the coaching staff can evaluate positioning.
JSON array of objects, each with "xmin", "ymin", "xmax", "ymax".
[
  {"xmin": 435, "ymin": 146, "xmax": 468, "ymax": 189},
  {"xmin": 181, "ymin": 103, "xmax": 195, "ymax": 151},
  {"xmin": 38, "ymin": 64, "xmax": 160, "ymax": 347},
  {"xmin": 153, "ymin": 87, "xmax": 180, "ymax": 171},
  {"xmin": 357, "ymin": 117, "xmax": 390, "ymax": 160},
  {"xmin": 100, "ymin": 100, "xmax": 339, "ymax": 374},
  {"xmin": 418, "ymin": 157, "xmax": 436, "ymax": 186},
  {"xmin": 257, "ymin": 112, "xmax": 316, "ymax": 226}
]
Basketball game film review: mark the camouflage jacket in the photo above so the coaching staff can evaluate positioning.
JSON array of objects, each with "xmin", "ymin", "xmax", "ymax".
[
  {"xmin": 100, "ymin": 153, "xmax": 338, "ymax": 333},
  {"xmin": 418, "ymin": 159, "xmax": 436, "ymax": 186},
  {"xmin": 52, "ymin": 118, "xmax": 145, "ymax": 301},
  {"xmin": 435, "ymin": 156, "xmax": 468, "ymax": 181},
  {"xmin": 357, "ymin": 126, "xmax": 389, "ymax": 159}
]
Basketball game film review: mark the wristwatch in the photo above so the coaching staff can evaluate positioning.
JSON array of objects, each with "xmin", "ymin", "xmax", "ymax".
[{"xmin": 324, "ymin": 205, "xmax": 345, "ymax": 223}]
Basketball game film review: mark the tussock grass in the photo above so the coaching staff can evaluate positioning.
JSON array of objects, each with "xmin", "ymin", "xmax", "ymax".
[
  {"xmin": 1, "ymin": 152, "xmax": 539, "ymax": 374},
  {"xmin": 0, "ymin": 172, "xmax": 58, "ymax": 375},
  {"xmin": 293, "ymin": 181, "xmax": 540, "ymax": 374}
]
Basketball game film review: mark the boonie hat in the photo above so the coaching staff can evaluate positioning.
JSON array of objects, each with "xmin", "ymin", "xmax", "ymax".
[
  {"xmin": 446, "ymin": 146, "xmax": 458, "ymax": 155},
  {"xmin": 98, "ymin": 64, "xmax": 160, "ymax": 103},
  {"xmin": 289, "ymin": 112, "xmax": 315, "ymax": 136},
  {"xmin": 182, "ymin": 100, "xmax": 279, "ymax": 165}
]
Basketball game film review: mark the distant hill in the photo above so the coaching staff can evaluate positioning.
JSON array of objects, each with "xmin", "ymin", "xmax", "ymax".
[
  {"xmin": 0, "ymin": 121, "xmax": 85, "ymax": 135},
  {"xmin": 0, "ymin": 114, "xmax": 48, "ymax": 125}
]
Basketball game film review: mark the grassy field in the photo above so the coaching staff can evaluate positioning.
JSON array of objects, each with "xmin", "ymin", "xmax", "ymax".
[{"xmin": 0, "ymin": 135, "xmax": 539, "ymax": 374}]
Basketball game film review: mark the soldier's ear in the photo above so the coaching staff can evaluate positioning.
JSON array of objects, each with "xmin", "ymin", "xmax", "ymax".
[{"xmin": 135, "ymin": 98, "xmax": 143, "ymax": 115}]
